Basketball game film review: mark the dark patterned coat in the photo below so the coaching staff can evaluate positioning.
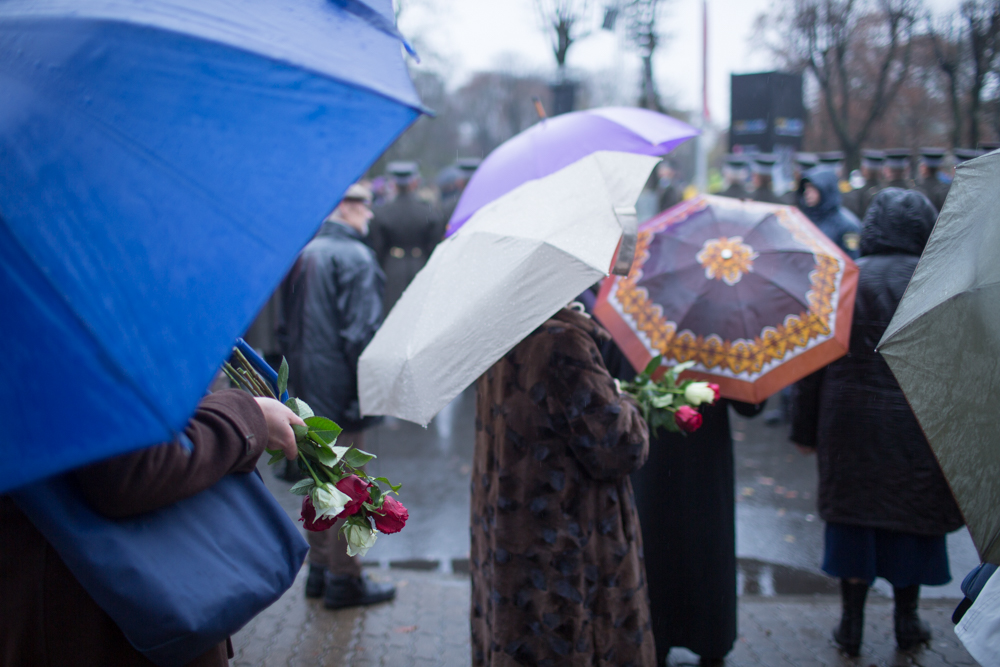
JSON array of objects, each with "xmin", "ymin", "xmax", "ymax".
[{"xmin": 470, "ymin": 308, "xmax": 655, "ymax": 666}]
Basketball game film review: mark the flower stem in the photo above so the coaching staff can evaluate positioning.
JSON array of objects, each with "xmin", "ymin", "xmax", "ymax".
[{"xmin": 297, "ymin": 452, "xmax": 325, "ymax": 488}]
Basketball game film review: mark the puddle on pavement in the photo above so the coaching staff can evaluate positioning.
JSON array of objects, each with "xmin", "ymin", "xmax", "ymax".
[{"xmin": 737, "ymin": 558, "xmax": 838, "ymax": 596}]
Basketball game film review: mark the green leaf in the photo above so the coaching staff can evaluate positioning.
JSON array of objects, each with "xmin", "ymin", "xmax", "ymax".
[
  {"xmin": 285, "ymin": 397, "xmax": 314, "ymax": 419},
  {"xmin": 277, "ymin": 357, "xmax": 289, "ymax": 397},
  {"xmin": 316, "ymin": 446, "xmax": 338, "ymax": 467},
  {"xmin": 315, "ymin": 445, "xmax": 350, "ymax": 469},
  {"xmin": 312, "ymin": 430, "xmax": 341, "ymax": 446},
  {"xmin": 367, "ymin": 483, "xmax": 384, "ymax": 508},
  {"xmin": 288, "ymin": 478, "xmax": 315, "ymax": 496},
  {"xmin": 669, "ymin": 361, "xmax": 696, "ymax": 383},
  {"xmin": 373, "ymin": 476, "xmax": 403, "ymax": 493},
  {"xmin": 292, "ymin": 424, "xmax": 310, "ymax": 441},
  {"xmin": 266, "ymin": 448, "xmax": 285, "ymax": 465},
  {"xmin": 342, "ymin": 448, "xmax": 376, "ymax": 468},
  {"xmin": 305, "ymin": 416, "xmax": 342, "ymax": 434},
  {"xmin": 642, "ymin": 355, "xmax": 663, "ymax": 378},
  {"xmin": 650, "ymin": 393, "xmax": 674, "ymax": 409}
]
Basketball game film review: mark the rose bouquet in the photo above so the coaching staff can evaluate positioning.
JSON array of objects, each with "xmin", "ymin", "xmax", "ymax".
[
  {"xmin": 224, "ymin": 349, "xmax": 407, "ymax": 557},
  {"xmin": 620, "ymin": 356, "xmax": 720, "ymax": 435}
]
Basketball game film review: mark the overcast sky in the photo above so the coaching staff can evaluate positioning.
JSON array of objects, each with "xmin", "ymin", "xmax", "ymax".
[{"xmin": 399, "ymin": 0, "xmax": 960, "ymax": 126}]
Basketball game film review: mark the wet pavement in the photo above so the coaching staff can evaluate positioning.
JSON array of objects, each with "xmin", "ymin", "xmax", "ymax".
[
  {"xmin": 242, "ymin": 389, "xmax": 981, "ymax": 665},
  {"xmin": 264, "ymin": 387, "xmax": 979, "ymax": 598}
]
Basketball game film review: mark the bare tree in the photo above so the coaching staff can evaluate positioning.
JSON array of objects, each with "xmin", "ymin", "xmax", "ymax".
[
  {"xmin": 534, "ymin": 0, "xmax": 592, "ymax": 75},
  {"xmin": 928, "ymin": 11, "xmax": 965, "ymax": 147},
  {"xmin": 961, "ymin": 0, "xmax": 1000, "ymax": 147},
  {"xmin": 755, "ymin": 0, "xmax": 920, "ymax": 168}
]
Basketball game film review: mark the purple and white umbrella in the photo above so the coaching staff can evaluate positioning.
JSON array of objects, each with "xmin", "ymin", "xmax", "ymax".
[{"xmin": 445, "ymin": 107, "xmax": 699, "ymax": 237}]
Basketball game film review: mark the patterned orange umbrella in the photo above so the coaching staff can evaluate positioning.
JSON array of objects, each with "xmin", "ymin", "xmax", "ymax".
[{"xmin": 594, "ymin": 194, "xmax": 858, "ymax": 403}]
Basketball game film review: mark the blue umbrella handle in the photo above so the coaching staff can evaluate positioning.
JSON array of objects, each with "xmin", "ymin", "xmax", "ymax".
[{"xmin": 234, "ymin": 338, "xmax": 289, "ymax": 402}]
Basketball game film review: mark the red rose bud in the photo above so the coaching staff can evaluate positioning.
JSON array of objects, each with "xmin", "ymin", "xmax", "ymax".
[
  {"xmin": 675, "ymin": 405, "xmax": 703, "ymax": 433},
  {"xmin": 708, "ymin": 383, "xmax": 721, "ymax": 401},
  {"xmin": 300, "ymin": 495, "xmax": 337, "ymax": 532},
  {"xmin": 372, "ymin": 496, "xmax": 409, "ymax": 534},
  {"xmin": 335, "ymin": 475, "xmax": 371, "ymax": 517}
]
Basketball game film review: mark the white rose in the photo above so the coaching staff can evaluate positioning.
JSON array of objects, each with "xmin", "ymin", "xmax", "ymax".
[
  {"xmin": 684, "ymin": 382, "xmax": 716, "ymax": 406},
  {"xmin": 344, "ymin": 522, "xmax": 378, "ymax": 558},
  {"xmin": 311, "ymin": 484, "xmax": 351, "ymax": 519}
]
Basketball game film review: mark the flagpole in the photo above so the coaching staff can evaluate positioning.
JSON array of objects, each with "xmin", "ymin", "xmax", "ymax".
[{"xmin": 694, "ymin": 0, "xmax": 710, "ymax": 193}]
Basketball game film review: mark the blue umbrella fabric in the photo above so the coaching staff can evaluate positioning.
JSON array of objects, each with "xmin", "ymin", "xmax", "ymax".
[{"xmin": 0, "ymin": 0, "xmax": 424, "ymax": 492}]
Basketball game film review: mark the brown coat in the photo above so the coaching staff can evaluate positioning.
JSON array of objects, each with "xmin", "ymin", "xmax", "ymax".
[
  {"xmin": 470, "ymin": 309, "xmax": 654, "ymax": 667},
  {"xmin": 0, "ymin": 390, "xmax": 269, "ymax": 667}
]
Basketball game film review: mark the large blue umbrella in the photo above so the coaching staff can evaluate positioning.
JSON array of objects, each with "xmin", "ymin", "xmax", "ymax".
[{"xmin": 0, "ymin": 0, "xmax": 425, "ymax": 492}]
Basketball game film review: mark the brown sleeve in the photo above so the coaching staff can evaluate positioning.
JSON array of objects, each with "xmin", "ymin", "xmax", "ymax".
[
  {"xmin": 531, "ymin": 327, "xmax": 650, "ymax": 481},
  {"xmin": 73, "ymin": 390, "xmax": 269, "ymax": 518}
]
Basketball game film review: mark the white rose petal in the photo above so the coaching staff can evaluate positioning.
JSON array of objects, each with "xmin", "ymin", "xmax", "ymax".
[
  {"xmin": 684, "ymin": 382, "xmax": 716, "ymax": 406},
  {"xmin": 344, "ymin": 523, "xmax": 378, "ymax": 558},
  {"xmin": 312, "ymin": 485, "xmax": 351, "ymax": 519}
]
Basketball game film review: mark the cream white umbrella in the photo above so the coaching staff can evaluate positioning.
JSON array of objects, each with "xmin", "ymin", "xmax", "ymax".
[{"xmin": 358, "ymin": 150, "xmax": 660, "ymax": 425}]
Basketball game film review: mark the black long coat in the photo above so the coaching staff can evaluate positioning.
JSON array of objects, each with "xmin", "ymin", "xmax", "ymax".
[
  {"xmin": 790, "ymin": 189, "xmax": 964, "ymax": 537},
  {"xmin": 631, "ymin": 400, "xmax": 763, "ymax": 661},
  {"xmin": 277, "ymin": 221, "xmax": 384, "ymax": 432}
]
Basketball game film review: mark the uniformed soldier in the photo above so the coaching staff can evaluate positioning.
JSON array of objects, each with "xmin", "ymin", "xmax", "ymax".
[
  {"xmin": 368, "ymin": 161, "xmax": 443, "ymax": 312},
  {"xmin": 954, "ymin": 147, "xmax": 983, "ymax": 164},
  {"xmin": 816, "ymin": 151, "xmax": 851, "ymax": 194},
  {"xmin": 439, "ymin": 157, "xmax": 480, "ymax": 232},
  {"xmin": 916, "ymin": 148, "xmax": 950, "ymax": 213},
  {"xmin": 719, "ymin": 154, "xmax": 750, "ymax": 199},
  {"xmin": 782, "ymin": 153, "xmax": 818, "ymax": 205},
  {"xmin": 749, "ymin": 153, "xmax": 782, "ymax": 204},
  {"xmin": 883, "ymin": 148, "xmax": 915, "ymax": 189},
  {"xmin": 842, "ymin": 149, "xmax": 884, "ymax": 219}
]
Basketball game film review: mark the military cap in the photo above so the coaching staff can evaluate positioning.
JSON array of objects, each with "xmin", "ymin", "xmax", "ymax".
[
  {"xmin": 954, "ymin": 148, "xmax": 983, "ymax": 163},
  {"xmin": 386, "ymin": 161, "xmax": 420, "ymax": 182},
  {"xmin": 919, "ymin": 147, "xmax": 946, "ymax": 168},
  {"xmin": 342, "ymin": 182, "xmax": 373, "ymax": 205},
  {"xmin": 817, "ymin": 151, "xmax": 845, "ymax": 165},
  {"xmin": 861, "ymin": 149, "xmax": 885, "ymax": 167},
  {"xmin": 455, "ymin": 157, "xmax": 482, "ymax": 173},
  {"xmin": 724, "ymin": 154, "xmax": 750, "ymax": 168},
  {"xmin": 884, "ymin": 148, "xmax": 911, "ymax": 169},
  {"xmin": 751, "ymin": 153, "xmax": 778, "ymax": 174},
  {"xmin": 795, "ymin": 152, "xmax": 818, "ymax": 169}
]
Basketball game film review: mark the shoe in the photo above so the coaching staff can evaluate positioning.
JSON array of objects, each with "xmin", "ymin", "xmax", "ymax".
[
  {"xmin": 323, "ymin": 572, "xmax": 396, "ymax": 610},
  {"xmin": 894, "ymin": 585, "xmax": 931, "ymax": 651},
  {"xmin": 305, "ymin": 565, "xmax": 326, "ymax": 599},
  {"xmin": 833, "ymin": 579, "xmax": 868, "ymax": 657}
]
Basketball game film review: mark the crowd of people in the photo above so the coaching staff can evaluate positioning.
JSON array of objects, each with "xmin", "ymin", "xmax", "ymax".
[{"xmin": 2, "ymin": 141, "xmax": 989, "ymax": 666}]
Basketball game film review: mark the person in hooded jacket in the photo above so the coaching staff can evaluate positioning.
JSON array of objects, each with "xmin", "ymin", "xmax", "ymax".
[
  {"xmin": 798, "ymin": 167, "xmax": 861, "ymax": 259},
  {"xmin": 790, "ymin": 188, "xmax": 964, "ymax": 657}
]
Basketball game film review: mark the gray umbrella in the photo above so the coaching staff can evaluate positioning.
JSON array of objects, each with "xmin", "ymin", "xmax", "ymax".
[{"xmin": 879, "ymin": 150, "xmax": 1000, "ymax": 565}]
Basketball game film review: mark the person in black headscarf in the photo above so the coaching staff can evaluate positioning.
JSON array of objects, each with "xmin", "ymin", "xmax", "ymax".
[{"xmin": 791, "ymin": 189, "xmax": 964, "ymax": 657}]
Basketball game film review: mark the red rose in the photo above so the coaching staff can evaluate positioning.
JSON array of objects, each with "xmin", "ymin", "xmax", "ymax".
[
  {"xmin": 708, "ymin": 383, "xmax": 721, "ymax": 401},
  {"xmin": 335, "ymin": 475, "xmax": 371, "ymax": 517},
  {"xmin": 372, "ymin": 496, "xmax": 409, "ymax": 534},
  {"xmin": 300, "ymin": 495, "xmax": 337, "ymax": 532},
  {"xmin": 674, "ymin": 405, "xmax": 703, "ymax": 433}
]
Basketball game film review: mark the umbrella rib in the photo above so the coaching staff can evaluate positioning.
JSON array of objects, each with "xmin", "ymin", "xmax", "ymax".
[{"xmin": 1, "ymin": 219, "xmax": 178, "ymax": 436}]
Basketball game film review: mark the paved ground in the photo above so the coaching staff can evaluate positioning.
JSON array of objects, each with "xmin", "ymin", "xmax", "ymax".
[
  {"xmin": 237, "ymin": 388, "xmax": 980, "ymax": 665},
  {"xmin": 233, "ymin": 566, "xmax": 977, "ymax": 666}
]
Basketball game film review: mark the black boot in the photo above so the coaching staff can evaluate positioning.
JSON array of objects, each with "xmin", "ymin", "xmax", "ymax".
[
  {"xmin": 305, "ymin": 564, "xmax": 326, "ymax": 599},
  {"xmin": 833, "ymin": 580, "xmax": 868, "ymax": 656},
  {"xmin": 323, "ymin": 572, "xmax": 396, "ymax": 610},
  {"xmin": 894, "ymin": 585, "xmax": 931, "ymax": 651}
]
